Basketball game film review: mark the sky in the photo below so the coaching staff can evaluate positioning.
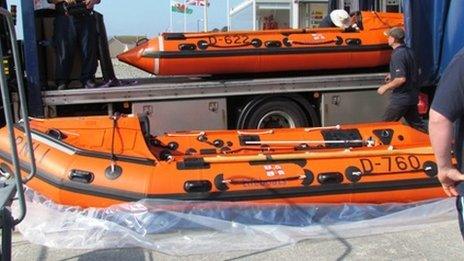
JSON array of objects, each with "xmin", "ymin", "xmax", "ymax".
[{"xmin": 10, "ymin": 0, "xmax": 254, "ymax": 38}]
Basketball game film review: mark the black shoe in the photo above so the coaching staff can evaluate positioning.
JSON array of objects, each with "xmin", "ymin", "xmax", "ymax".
[
  {"xmin": 83, "ymin": 80, "xmax": 97, "ymax": 89},
  {"xmin": 57, "ymin": 84, "xmax": 67, "ymax": 91},
  {"xmin": 106, "ymin": 78, "xmax": 121, "ymax": 87},
  {"xmin": 98, "ymin": 81, "xmax": 112, "ymax": 88}
]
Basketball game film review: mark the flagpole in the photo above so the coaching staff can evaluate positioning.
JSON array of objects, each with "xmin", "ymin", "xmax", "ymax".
[
  {"xmin": 169, "ymin": 0, "xmax": 173, "ymax": 32},
  {"xmin": 252, "ymin": 0, "xmax": 256, "ymax": 31},
  {"xmin": 203, "ymin": 0, "xmax": 208, "ymax": 32},
  {"xmin": 184, "ymin": 0, "xmax": 187, "ymax": 32},
  {"xmin": 227, "ymin": 0, "xmax": 230, "ymax": 31}
]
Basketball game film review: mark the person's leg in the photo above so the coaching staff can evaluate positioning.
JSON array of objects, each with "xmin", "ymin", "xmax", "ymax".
[
  {"xmin": 456, "ymin": 196, "xmax": 464, "ymax": 240},
  {"xmin": 53, "ymin": 15, "xmax": 77, "ymax": 90},
  {"xmin": 382, "ymin": 103, "xmax": 409, "ymax": 122},
  {"xmin": 76, "ymin": 14, "xmax": 98, "ymax": 86},
  {"xmin": 404, "ymin": 105, "xmax": 428, "ymax": 132}
]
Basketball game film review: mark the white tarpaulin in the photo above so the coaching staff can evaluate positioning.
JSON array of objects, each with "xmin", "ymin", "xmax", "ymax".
[{"xmin": 14, "ymin": 188, "xmax": 456, "ymax": 256}]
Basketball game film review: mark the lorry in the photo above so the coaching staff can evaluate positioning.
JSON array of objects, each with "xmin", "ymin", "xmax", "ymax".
[
  {"xmin": 2, "ymin": 0, "xmax": 403, "ymax": 135},
  {"xmin": 0, "ymin": 0, "xmax": 463, "ymax": 259},
  {"xmin": 2, "ymin": 0, "xmax": 463, "ymax": 135}
]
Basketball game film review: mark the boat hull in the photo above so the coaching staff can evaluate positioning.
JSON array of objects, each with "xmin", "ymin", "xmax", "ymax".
[
  {"xmin": 117, "ymin": 12, "xmax": 403, "ymax": 76},
  {"xmin": 154, "ymin": 48, "xmax": 391, "ymax": 75},
  {"xmin": 0, "ymin": 116, "xmax": 445, "ymax": 208}
]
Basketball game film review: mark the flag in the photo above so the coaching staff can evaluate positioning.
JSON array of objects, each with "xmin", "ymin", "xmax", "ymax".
[
  {"xmin": 186, "ymin": 0, "xmax": 210, "ymax": 7},
  {"xmin": 171, "ymin": 1, "xmax": 193, "ymax": 14}
]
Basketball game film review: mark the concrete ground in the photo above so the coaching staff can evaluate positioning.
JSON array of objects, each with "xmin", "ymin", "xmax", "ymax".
[{"xmin": 10, "ymin": 219, "xmax": 464, "ymax": 261}]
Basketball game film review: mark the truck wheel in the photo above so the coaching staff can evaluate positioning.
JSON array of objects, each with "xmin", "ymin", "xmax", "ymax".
[{"xmin": 240, "ymin": 98, "xmax": 312, "ymax": 129}]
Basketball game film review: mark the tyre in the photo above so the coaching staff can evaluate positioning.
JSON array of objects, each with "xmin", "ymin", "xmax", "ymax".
[{"xmin": 240, "ymin": 98, "xmax": 314, "ymax": 129}]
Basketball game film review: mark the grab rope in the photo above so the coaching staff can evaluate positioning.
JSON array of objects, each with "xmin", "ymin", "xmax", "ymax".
[
  {"xmin": 223, "ymin": 174, "xmax": 306, "ymax": 185},
  {"xmin": 237, "ymin": 130, "xmax": 274, "ymax": 135},
  {"xmin": 244, "ymin": 139, "xmax": 371, "ymax": 146},
  {"xmin": 207, "ymin": 42, "xmax": 254, "ymax": 48},
  {"xmin": 290, "ymin": 38, "xmax": 339, "ymax": 46},
  {"xmin": 166, "ymin": 131, "xmax": 205, "ymax": 137},
  {"xmin": 373, "ymin": 11, "xmax": 394, "ymax": 28},
  {"xmin": 304, "ymin": 125, "xmax": 340, "ymax": 132}
]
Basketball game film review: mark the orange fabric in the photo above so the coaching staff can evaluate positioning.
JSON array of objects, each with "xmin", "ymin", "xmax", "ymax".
[
  {"xmin": 118, "ymin": 12, "xmax": 403, "ymax": 76},
  {"xmin": 0, "ymin": 115, "xmax": 447, "ymax": 208}
]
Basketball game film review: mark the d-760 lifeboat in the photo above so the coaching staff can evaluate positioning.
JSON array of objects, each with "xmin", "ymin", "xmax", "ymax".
[
  {"xmin": 0, "ymin": 114, "xmax": 444, "ymax": 208},
  {"xmin": 118, "ymin": 11, "xmax": 403, "ymax": 76}
]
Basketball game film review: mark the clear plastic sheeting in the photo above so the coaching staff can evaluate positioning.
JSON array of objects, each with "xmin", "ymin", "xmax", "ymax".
[{"xmin": 14, "ymin": 188, "xmax": 456, "ymax": 256}]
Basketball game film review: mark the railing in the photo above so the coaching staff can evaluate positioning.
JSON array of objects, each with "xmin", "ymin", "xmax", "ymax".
[{"xmin": 0, "ymin": 7, "xmax": 36, "ymax": 261}]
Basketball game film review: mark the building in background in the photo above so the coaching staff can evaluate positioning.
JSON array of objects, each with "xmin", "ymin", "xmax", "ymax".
[
  {"xmin": 299, "ymin": 1, "xmax": 328, "ymax": 29},
  {"xmin": 228, "ymin": 0, "xmax": 402, "ymax": 31}
]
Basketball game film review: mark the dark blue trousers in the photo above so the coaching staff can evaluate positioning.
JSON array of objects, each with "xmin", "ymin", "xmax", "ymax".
[
  {"xmin": 382, "ymin": 103, "xmax": 427, "ymax": 132},
  {"xmin": 457, "ymin": 196, "xmax": 464, "ymax": 240},
  {"xmin": 53, "ymin": 13, "xmax": 97, "ymax": 85}
]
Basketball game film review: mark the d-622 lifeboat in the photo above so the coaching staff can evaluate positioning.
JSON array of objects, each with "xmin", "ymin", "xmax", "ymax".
[{"xmin": 117, "ymin": 11, "xmax": 403, "ymax": 76}]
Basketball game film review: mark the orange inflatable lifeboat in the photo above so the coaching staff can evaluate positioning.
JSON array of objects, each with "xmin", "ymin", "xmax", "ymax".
[
  {"xmin": 0, "ymin": 114, "xmax": 444, "ymax": 208},
  {"xmin": 118, "ymin": 11, "xmax": 403, "ymax": 76}
]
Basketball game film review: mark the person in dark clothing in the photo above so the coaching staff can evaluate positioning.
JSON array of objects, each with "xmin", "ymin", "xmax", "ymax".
[
  {"xmin": 377, "ymin": 27, "xmax": 427, "ymax": 132},
  {"xmin": 429, "ymin": 47, "xmax": 464, "ymax": 239},
  {"xmin": 318, "ymin": 12, "xmax": 337, "ymax": 28},
  {"xmin": 52, "ymin": 0, "xmax": 101, "ymax": 90}
]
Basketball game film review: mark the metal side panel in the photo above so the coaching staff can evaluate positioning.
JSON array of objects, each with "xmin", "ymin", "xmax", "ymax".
[
  {"xmin": 40, "ymin": 73, "xmax": 386, "ymax": 106},
  {"xmin": 321, "ymin": 90, "xmax": 390, "ymax": 126},
  {"xmin": 132, "ymin": 99, "xmax": 227, "ymax": 135}
]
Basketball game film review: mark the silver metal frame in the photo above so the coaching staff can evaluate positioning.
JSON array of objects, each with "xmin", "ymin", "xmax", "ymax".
[
  {"xmin": 0, "ymin": 6, "xmax": 36, "ymax": 224},
  {"xmin": 41, "ymin": 73, "xmax": 385, "ymax": 106}
]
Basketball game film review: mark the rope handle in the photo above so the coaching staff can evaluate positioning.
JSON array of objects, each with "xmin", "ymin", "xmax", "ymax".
[
  {"xmin": 166, "ymin": 131, "xmax": 205, "ymax": 137},
  {"xmin": 223, "ymin": 174, "xmax": 305, "ymax": 185},
  {"xmin": 237, "ymin": 130, "xmax": 274, "ymax": 135}
]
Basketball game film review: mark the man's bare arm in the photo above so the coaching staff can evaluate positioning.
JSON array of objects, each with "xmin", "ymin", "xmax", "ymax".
[
  {"xmin": 377, "ymin": 77, "xmax": 406, "ymax": 95},
  {"xmin": 52, "ymin": 0, "xmax": 76, "ymax": 4},
  {"xmin": 429, "ymin": 109, "xmax": 454, "ymax": 170},
  {"xmin": 85, "ymin": 0, "xmax": 100, "ymax": 9},
  {"xmin": 429, "ymin": 108, "xmax": 464, "ymax": 196}
]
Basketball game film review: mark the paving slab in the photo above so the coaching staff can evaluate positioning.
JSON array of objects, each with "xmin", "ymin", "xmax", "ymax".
[{"xmin": 10, "ymin": 219, "xmax": 464, "ymax": 261}]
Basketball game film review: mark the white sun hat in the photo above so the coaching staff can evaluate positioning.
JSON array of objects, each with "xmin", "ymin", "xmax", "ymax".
[{"xmin": 330, "ymin": 9, "xmax": 351, "ymax": 28}]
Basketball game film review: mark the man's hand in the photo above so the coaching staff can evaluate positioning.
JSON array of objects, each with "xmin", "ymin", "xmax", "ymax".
[
  {"xmin": 437, "ymin": 167, "xmax": 464, "ymax": 197},
  {"xmin": 52, "ymin": 0, "xmax": 75, "ymax": 4},
  {"xmin": 384, "ymin": 73, "xmax": 391, "ymax": 82},
  {"xmin": 377, "ymin": 77, "xmax": 406, "ymax": 95},
  {"xmin": 85, "ymin": 0, "xmax": 100, "ymax": 9},
  {"xmin": 429, "ymin": 109, "xmax": 460, "ymax": 196},
  {"xmin": 377, "ymin": 85, "xmax": 388, "ymax": 95}
]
